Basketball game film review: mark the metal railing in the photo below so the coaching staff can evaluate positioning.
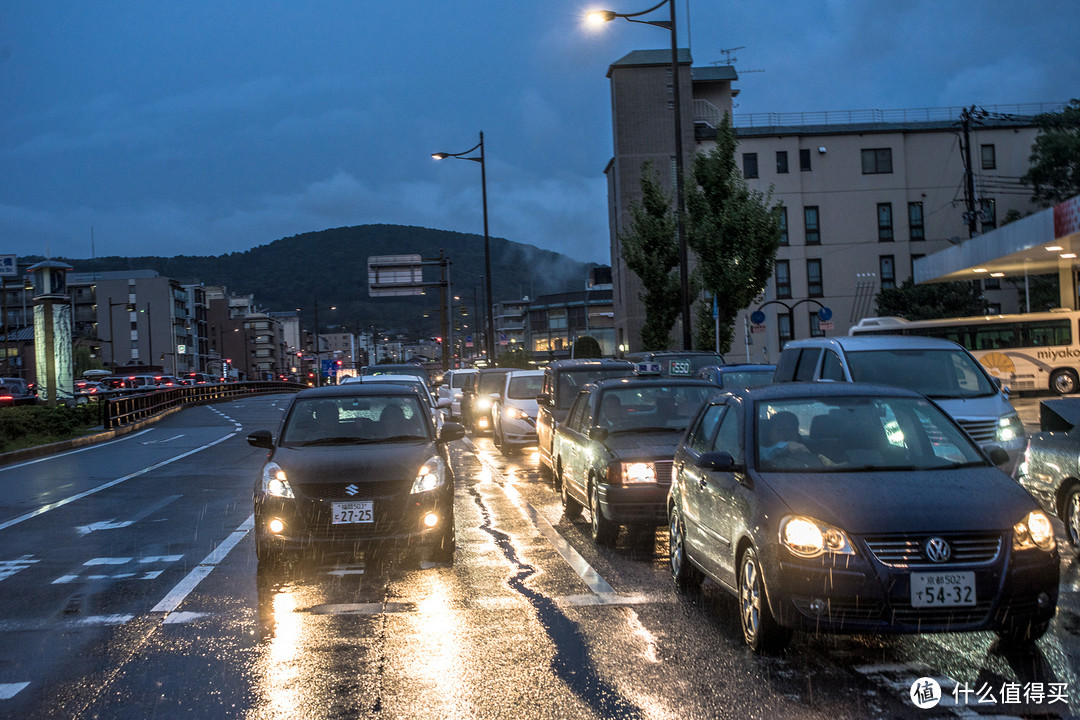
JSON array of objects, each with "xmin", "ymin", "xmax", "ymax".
[
  {"xmin": 730, "ymin": 102, "xmax": 1065, "ymax": 129},
  {"xmin": 99, "ymin": 381, "xmax": 305, "ymax": 430}
]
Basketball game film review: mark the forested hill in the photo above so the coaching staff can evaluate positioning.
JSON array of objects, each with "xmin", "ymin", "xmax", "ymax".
[{"xmin": 46, "ymin": 224, "xmax": 598, "ymax": 336}]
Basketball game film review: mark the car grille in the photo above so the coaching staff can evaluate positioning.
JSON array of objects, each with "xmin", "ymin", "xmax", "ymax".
[
  {"xmin": 890, "ymin": 601, "xmax": 993, "ymax": 628},
  {"xmin": 655, "ymin": 460, "xmax": 673, "ymax": 486},
  {"xmin": 297, "ymin": 480, "xmax": 407, "ymax": 500},
  {"xmin": 957, "ymin": 418, "xmax": 999, "ymax": 444},
  {"xmin": 862, "ymin": 533, "xmax": 1002, "ymax": 568}
]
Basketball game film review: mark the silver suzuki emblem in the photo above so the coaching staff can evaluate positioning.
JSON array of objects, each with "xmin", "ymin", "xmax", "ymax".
[
  {"xmin": 344, "ymin": 484, "xmax": 359, "ymax": 496},
  {"xmin": 924, "ymin": 537, "xmax": 951, "ymax": 563}
]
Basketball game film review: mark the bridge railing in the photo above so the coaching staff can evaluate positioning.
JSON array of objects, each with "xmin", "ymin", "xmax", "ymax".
[{"xmin": 100, "ymin": 381, "xmax": 305, "ymax": 429}]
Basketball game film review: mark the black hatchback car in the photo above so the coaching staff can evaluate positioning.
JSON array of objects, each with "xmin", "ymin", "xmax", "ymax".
[
  {"xmin": 248, "ymin": 384, "xmax": 465, "ymax": 563},
  {"xmin": 669, "ymin": 382, "xmax": 1059, "ymax": 652}
]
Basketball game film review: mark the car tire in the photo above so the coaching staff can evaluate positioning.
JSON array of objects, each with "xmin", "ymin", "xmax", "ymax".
[
  {"xmin": 669, "ymin": 506, "xmax": 703, "ymax": 591},
  {"xmin": 1051, "ymin": 369, "xmax": 1079, "ymax": 395},
  {"xmin": 429, "ymin": 511, "xmax": 457, "ymax": 564},
  {"xmin": 539, "ymin": 459, "xmax": 554, "ymax": 483},
  {"xmin": 1063, "ymin": 485, "xmax": 1080, "ymax": 551},
  {"xmin": 561, "ymin": 464, "xmax": 582, "ymax": 520},
  {"xmin": 589, "ymin": 480, "xmax": 618, "ymax": 546},
  {"xmin": 255, "ymin": 535, "xmax": 284, "ymax": 566},
  {"xmin": 738, "ymin": 546, "xmax": 792, "ymax": 653}
]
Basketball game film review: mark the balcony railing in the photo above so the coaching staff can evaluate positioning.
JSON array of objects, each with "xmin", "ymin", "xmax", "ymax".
[{"xmin": 731, "ymin": 102, "xmax": 1065, "ymax": 129}]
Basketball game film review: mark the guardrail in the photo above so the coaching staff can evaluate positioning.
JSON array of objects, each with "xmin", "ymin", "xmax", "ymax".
[{"xmin": 98, "ymin": 381, "xmax": 306, "ymax": 429}]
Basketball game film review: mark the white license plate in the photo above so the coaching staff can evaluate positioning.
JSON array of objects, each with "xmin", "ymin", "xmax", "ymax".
[
  {"xmin": 331, "ymin": 501, "xmax": 374, "ymax": 524},
  {"xmin": 910, "ymin": 571, "xmax": 976, "ymax": 608}
]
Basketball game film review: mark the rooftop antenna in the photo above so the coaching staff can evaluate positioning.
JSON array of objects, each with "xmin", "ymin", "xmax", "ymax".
[{"xmin": 714, "ymin": 46, "xmax": 744, "ymax": 65}]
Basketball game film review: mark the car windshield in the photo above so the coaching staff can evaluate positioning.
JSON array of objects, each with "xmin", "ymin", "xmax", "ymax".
[
  {"xmin": 478, "ymin": 372, "xmax": 507, "ymax": 393},
  {"xmin": 508, "ymin": 375, "xmax": 543, "ymax": 400},
  {"xmin": 721, "ymin": 370, "xmax": 774, "ymax": 389},
  {"xmin": 451, "ymin": 372, "xmax": 474, "ymax": 388},
  {"xmin": 756, "ymin": 395, "xmax": 986, "ymax": 472},
  {"xmin": 597, "ymin": 385, "xmax": 713, "ymax": 432},
  {"xmin": 281, "ymin": 395, "xmax": 430, "ymax": 444},
  {"xmin": 845, "ymin": 348, "xmax": 996, "ymax": 398},
  {"xmin": 557, "ymin": 369, "xmax": 633, "ymax": 409}
]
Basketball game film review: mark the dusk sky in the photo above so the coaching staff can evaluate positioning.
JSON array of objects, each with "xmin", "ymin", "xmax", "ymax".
[{"xmin": 3, "ymin": 1, "xmax": 1077, "ymax": 266}]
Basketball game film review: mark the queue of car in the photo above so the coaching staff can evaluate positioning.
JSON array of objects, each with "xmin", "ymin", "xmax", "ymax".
[{"xmin": 248, "ymin": 338, "xmax": 1067, "ymax": 653}]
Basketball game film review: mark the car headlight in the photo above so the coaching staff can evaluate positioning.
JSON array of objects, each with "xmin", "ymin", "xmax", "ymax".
[
  {"xmin": 997, "ymin": 414, "xmax": 1024, "ymax": 443},
  {"xmin": 607, "ymin": 461, "xmax": 657, "ymax": 484},
  {"xmin": 412, "ymin": 456, "xmax": 447, "ymax": 494},
  {"xmin": 1014, "ymin": 510, "xmax": 1055, "ymax": 551},
  {"xmin": 261, "ymin": 462, "xmax": 295, "ymax": 498},
  {"xmin": 506, "ymin": 407, "xmax": 530, "ymax": 421},
  {"xmin": 780, "ymin": 515, "xmax": 855, "ymax": 558},
  {"xmin": 475, "ymin": 398, "xmax": 492, "ymax": 411}
]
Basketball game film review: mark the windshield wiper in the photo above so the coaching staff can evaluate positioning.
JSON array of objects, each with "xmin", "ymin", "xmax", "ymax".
[
  {"xmin": 379, "ymin": 435, "xmax": 427, "ymax": 442},
  {"xmin": 299, "ymin": 437, "xmax": 372, "ymax": 446}
]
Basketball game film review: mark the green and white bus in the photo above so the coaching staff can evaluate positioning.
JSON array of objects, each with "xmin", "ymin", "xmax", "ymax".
[{"xmin": 850, "ymin": 311, "xmax": 1080, "ymax": 394}]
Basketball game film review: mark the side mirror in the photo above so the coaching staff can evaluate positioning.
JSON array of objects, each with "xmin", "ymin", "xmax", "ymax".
[
  {"xmin": 986, "ymin": 445, "xmax": 1010, "ymax": 467},
  {"xmin": 696, "ymin": 451, "xmax": 735, "ymax": 472},
  {"xmin": 439, "ymin": 422, "xmax": 466, "ymax": 443},
  {"xmin": 247, "ymin": 429, "xmax": 273, "ymax": 449},
  {"xmin": 436, "ymin": 397, "xmax": 452, "ymax": 408},
  {"xmin": 537, "ymin": 392, "xmax": 552, "ymax": 406},
  {"xmin": 489, "ymin": 392, "xmax": 501, "ymax": 401},
  {"xmin": 588, "ymin": 425, "xmax": 609, "ymax": 441}
]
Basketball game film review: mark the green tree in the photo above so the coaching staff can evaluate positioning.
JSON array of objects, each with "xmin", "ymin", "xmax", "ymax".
[
  {"xmin": 687, "ymin": 115, "xmax": 784, "ymax": 353},
  {"xmin": 495, "ymin": 345, "xmax": 531, "ymax": 369},
  {"xmin": 571, "ymin": 335, "xmax": 602, "ymax": 359},
  {"xmin": 875, "ymin": 279, "xmax": 986, "ymax": 320},
  {"xmin": 1023, "ymin": 99, "xmax": 1080, "ymax": 207},
  {"xmin": 619, "ymin": 162, "xmax": 681, "ymax": 350}
]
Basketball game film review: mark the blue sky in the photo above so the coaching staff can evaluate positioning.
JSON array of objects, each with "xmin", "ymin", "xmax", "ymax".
[{"xmin": 2, "ymin": 1, "xmax": 1077, "ymax": 265}]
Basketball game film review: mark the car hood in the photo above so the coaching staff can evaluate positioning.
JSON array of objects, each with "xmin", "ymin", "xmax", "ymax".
[
  {"xmin": 604, "ymin": 431, "xmax": 683, "ymax": 460},
  {"xmin": 271, "ymin": 442, "xmax": 436, "ymax": 485},
  {"xmin": 759, "ymin": 466, "xmax": 1038, "ymax": 534}
]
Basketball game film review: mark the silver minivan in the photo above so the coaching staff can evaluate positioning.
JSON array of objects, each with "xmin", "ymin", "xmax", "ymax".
[{"xmin": 773, "ymin": 335, "xmax": 1026, "ymax": 470}]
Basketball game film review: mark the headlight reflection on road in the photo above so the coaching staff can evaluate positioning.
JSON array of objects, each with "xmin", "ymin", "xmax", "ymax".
[
  {"xmin": 262, "ymin": 589, "xmax": 303, "ymax": 719},
  {"xmin": 404, "ymin": 574, "xmax": 467, "ymax": 715}
]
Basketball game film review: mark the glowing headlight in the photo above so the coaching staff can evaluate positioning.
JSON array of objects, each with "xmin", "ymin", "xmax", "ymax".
[
  {"xmin": 997, "ymin": 415, "xmax": 1024, "ymax": 443},
  {"xmin": 780, "ymin": 516, "xmax": 854, "ymax": 558},
  {"xmin": 412, "ymin": 456, "xmax": 447, "ymax": 494},
  {"xmin": 506, "ymin": 407, "xmax": 530, "ymax": 421},
  {"xmin": 1014, "ymin": 510, "xmax": 1056, "ymax": 551},
  {"xmin": 261, "ymin": 462, "xmax": 294, "ymax": 498},
  {"xmin": 607, "ymin": 461, "xmax": 657, "ymax": 484},
  {"xmin": 475, "ymin": 398, "xmax": 492, "ymax": 411}
]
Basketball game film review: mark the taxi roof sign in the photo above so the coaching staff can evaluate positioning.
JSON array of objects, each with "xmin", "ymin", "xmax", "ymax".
[{"xmin": 635, "ymin": 362, "xmax": 662, "ymax": 376}]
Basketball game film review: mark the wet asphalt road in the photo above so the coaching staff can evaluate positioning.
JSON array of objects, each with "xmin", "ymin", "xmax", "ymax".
[{"xmin": 0, "ymin": 394, "xmax": 1077, "ymax": 719}]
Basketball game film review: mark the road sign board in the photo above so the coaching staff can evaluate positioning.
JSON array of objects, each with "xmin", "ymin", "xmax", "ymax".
[
  {"xmin": 750, "ymin": 310, "xmax": 766, "ymax": 325},
  {"xmin": 367, "ymin": 255, "xmax": 423, "ymax": 297},
  {"xmin": 0, "ymin": 255, "xmax": 16, "ymax": 277},
  {"xmin": 818, "ymin": 307, "xmax": 833, "ymax": 322}
]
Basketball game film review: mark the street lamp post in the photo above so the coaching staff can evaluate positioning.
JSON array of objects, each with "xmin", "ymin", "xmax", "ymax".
[
  {"xmin": 432, "ymin": 132, "xmax": 496, "ymax": 362},
  {"xmin": 588, "ymin": 0, "xmax": 692, "ymax": 351}
]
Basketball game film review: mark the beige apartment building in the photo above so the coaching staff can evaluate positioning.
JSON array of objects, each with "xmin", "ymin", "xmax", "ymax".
[{"xmin": 604, "ymin": 49, "xmax": 1056, "ymax": 362}]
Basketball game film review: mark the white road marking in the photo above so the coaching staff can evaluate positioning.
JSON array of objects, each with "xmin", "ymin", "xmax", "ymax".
[
  {"xmin": 0, "ymin": 555, "xmax": 38, "ymax": 582},
  {"xmin": 140, "ymin": 434, "xmax": 185, "ymax": 445},
  {"xmin": 151, "ymin": 514, "xmax": 253, "ymax": 615},
  {"xmin": 0, "ymin": 682, "xmax": 29, "ymax": 699},
  {"xmin": 0, "ymin": 433, "xmax": 236, "ymax": 532},
  {"xmin": 52, "ymin": 555, "xmax": 185, "ymax": 584},
  {"xmin": 0, "ymin": 429, "xmax": 154, "ymax": 471}
]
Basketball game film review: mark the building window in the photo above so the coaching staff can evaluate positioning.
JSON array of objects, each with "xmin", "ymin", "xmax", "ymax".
[
  {"xmin": 809, "ymin": 312, "xmax": 824, "ymax": 337},
  {"xmin": 980, "ymin": 198, "xmax": 997, "ymax": 232},
  {"xmin": 799, "ymin": 148, "xmax": 812, "ymax": 171},
  {"xmin": 778, "ymin": 313, "xmax": 794, "ymax": 348},
  {"xmin": 880, "ymin": 255, "xmax": 896, "ymax": 291},
  {"xmin": 807, "ymin": 259, "xmax": 823, "ymax": 297},
  {"xmin": 877, "ymin": 203, "xmax": 894, "ymax": 242},
  {"xmin": 778, "ymin": 207, "xmax": 788, "ymax": 245},
  {"xmin": 981, "ymin": 144, "xmax": 996, "ymax": 170},
  {"xmin": 804, "ymin": 206, "xmax": 820, "ymax": 245},
  {"xmin": 984, "ymin": 273, "xmax": 1001, "ymax": 290},
  {"xmin": 861, "ymin": 148, "xmax": 893, "ymax": 174},
  {"xmin": 776, "ymin": 151, "xmax": 788, "ymax": 174},
  {"xmin": 908, "ymin": 202, "xmax": 925, "ymax": 241},
  {"xmin": 742, "ymin": 153, "xmax": 758, "ymax": 179},
  {"xmin": 775, "ymin": 260, "xmax": 791, "ymax": 299}
]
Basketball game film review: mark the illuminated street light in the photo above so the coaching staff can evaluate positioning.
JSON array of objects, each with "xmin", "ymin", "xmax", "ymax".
[
  {"xmin": 587, "ymin": 0, "xmax": 692, "ymax": 350},
  {"xmin": 432, "ymin": 132, "xmax": 496, "ymax": 361}
]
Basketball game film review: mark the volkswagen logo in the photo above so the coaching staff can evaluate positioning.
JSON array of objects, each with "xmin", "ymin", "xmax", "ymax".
[
  {"xmin": 924, "ymin": 537, "xmax": 952, "ymax": 563},
  {"xmin": 344, "ymin": 484, "xmax": 360, "ymax": 496}
]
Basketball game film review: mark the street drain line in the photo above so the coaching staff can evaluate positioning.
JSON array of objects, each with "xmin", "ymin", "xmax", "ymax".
[{"xmin": 468, "ymin": 485, "xmax": 644, "ymax": 720}]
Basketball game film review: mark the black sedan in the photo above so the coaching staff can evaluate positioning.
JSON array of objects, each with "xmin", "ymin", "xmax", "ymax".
[
  {"xmin": 553, "ymin": 376, "xmax": 715, "ymax": 545},
  {"xmin": 248, "ymin": 384, "xmax": 465, "ymax": 564},
  {"xmin": 668, "ymin": 382, "xmax": 1059, "ymax": 652},
  {"xmin": 1015, "ymin": 397, "xmax": 1080, "ymax": 554}
]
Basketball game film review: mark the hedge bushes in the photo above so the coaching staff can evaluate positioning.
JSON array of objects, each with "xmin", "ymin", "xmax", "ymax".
[{"xmin": 0, "ymin": 404, "xmax": 103, "ymax": 454}]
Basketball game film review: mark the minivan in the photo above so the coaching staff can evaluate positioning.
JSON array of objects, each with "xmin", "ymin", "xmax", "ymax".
[{"xmin": 773, "ymin": 335, "xmax": 1026, "ymax": 470}]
